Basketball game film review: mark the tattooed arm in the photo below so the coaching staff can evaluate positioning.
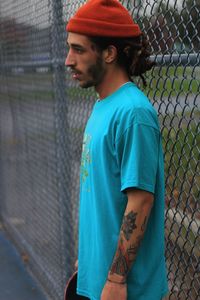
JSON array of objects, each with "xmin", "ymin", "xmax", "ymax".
[
  {"xmin": 101, "ymin": 189, "xmax": 154, "ymax": 300},
  {"xmin": 109, "ymin": 189, "xmax": 154, "ymax": 281}
]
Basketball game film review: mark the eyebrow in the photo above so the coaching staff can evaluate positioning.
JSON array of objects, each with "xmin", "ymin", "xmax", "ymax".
[{"xmin": 66, "ymin": 41, "xmax": 86, "ymax": 50}]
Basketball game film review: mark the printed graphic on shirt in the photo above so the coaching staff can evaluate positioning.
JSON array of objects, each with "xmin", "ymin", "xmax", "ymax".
[{"xmin": 80, "ymin": 133, "xmax": 92, "ymax": 184}]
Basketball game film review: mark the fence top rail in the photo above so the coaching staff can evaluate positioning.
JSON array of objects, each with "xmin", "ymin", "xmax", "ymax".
[
  {"xmin": 154, "ymin": 53, "xmax": 200, "ymax": 66},
  {"xmin": 0, "ymin": 53, "xmax": 199, "ymax": 70}
]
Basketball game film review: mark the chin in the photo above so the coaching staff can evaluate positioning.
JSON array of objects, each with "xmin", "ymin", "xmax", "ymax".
[{"xmin": 79, "ymin": 81, "xmax": 94, "ymax": 89}]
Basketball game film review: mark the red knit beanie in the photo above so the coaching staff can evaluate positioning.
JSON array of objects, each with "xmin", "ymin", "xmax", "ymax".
[{"xmin": 66, "ymin": 0, "xmax": 142, "ymax": 37}]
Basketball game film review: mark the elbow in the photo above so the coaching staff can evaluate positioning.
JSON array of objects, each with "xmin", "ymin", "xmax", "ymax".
[{"xmin": 126, "ymin": 188, "xmax": 154, "ymax": 211}]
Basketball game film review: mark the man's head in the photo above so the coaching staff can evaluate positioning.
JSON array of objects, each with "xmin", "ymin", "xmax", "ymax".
[
  {"xmin": 66, "ymin": 0, "xmax": 154, "ymax": 88},
  {"xmin": 66, "ymin": 32, "xmax": 107, "ymax": 88}
]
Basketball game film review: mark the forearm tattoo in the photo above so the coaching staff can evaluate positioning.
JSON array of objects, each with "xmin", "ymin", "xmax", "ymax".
[
  {"xmin": 121, "ymin": 211, "xmax": 137, "ymax": 241},
  {"xmin": 110, "ymin": 237, "xmax": 129, "ymax": 275},
  {"xmin": 141, "ymin": 216, "xmax": 148, "ymax": 232},
  {"xmin": 110, "ymin": 211, "xmax": 147, "ymax": 277}
]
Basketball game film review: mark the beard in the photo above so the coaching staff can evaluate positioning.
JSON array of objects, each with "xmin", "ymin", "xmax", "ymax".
[{"xmin": 80, "ymin": 55, "xmax": 106, "ymax": 89}]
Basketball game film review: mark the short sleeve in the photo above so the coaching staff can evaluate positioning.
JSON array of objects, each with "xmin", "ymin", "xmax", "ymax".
[{"xmin": 115, "ymin": 123, "xmax": 160, "ymax": 194}]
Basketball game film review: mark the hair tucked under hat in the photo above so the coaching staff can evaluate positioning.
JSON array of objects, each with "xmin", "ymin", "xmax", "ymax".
[{"xmin": 66, "ymin": 0, "xmax": 142, "ymax": 37}]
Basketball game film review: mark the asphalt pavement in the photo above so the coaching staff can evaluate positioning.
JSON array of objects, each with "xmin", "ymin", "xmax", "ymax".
[{"xmin": 0, "ymin": 226, "xmax": 48, "ymax": 300}]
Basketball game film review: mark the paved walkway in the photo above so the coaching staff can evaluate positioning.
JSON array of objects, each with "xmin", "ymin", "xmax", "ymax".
[{"xmin": 0, "ymin": 227, "xmax": 48, "ymax": 300}]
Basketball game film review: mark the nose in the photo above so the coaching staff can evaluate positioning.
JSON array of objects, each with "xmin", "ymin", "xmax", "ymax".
[{"xmin": 65, "ymin": 49, "xmax": 75, "ymax": 67}]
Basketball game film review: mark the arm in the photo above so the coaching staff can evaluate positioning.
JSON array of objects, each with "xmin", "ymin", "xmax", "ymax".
[{"xmin": 101, "ymin": 188, "xmax": 154, "ymax": 300}]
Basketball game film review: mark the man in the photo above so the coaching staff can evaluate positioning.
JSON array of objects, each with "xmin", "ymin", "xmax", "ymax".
[{"xmin": 65, "ymin": 0, "xmax": 168, "ymax": 299}]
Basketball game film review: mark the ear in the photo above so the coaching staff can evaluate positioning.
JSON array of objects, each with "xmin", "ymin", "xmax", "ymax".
[{"xmin": 103, "ymin": 45, "xmax": 117, "ymax": 64}]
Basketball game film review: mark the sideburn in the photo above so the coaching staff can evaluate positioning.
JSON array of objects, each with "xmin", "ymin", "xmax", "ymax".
[{"xmin": 87, "ymin": 54, "xmax": 106, "ymax": 87}]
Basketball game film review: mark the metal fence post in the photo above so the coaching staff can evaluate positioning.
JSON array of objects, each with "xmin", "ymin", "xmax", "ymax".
[{"xmin": 51, "ymin": 0, "xmax": 74, "ymax": 293}]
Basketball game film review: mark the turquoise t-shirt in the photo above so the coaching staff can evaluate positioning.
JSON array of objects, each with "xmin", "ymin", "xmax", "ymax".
[{"xmin": 77, "ymin": 82, "xmax": 168, "ymax": 300}]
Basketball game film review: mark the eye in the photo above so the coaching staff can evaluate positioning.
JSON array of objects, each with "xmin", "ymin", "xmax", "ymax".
[
  {"xmin": 67, "ymin": 44, "xmax": 86, "ymax": 54},
  {"xmin": 75, "ymin": 48, "xmax": 84, "ymax": 54}
]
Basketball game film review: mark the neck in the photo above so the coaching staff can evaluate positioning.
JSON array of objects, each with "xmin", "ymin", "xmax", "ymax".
[{"xmin": 95, "ymin": 67, "xmax": 130, "ymax": 100}]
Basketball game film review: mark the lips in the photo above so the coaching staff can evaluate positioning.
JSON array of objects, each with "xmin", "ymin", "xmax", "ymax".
[
  {"xmin": 71, "ymin": 70, "xmax": 81, "ymax": 80},
  {"xmin": 72, "ymin": 73, "xmax": 79, "ymax": 79}
]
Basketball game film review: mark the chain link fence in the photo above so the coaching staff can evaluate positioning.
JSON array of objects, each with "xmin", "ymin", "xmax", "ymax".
[{"xmin": 0, "ymin": 0, "xmax": 199, "ymax": 299}]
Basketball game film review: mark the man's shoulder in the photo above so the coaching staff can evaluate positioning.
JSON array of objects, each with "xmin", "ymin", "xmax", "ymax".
[
  {"xmin": 113, "ymin": 84, "xmax": 159, "ymax": 130},
  {"xmin": 116, "ymin": 83, "xmax": 152, "ymax": 110},
  {"xmin": 117, "ymin": 84, "xmax": 156, "ymax": 115}
]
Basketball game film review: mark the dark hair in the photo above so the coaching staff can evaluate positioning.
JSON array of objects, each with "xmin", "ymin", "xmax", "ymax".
[{"xmin": 89, "ymin": 34, "xmax": 155, "ymax": 87}]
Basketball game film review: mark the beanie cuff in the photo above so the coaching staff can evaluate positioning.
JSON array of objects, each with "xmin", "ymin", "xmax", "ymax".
[{"xmin": 66, "ymin": 18, "xmax": 142, "ymax": 37}]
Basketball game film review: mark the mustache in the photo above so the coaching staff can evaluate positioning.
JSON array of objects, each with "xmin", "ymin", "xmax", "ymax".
[{"xmin": 70, "ymin": 68, "xmax": 82, "ymax": 75}]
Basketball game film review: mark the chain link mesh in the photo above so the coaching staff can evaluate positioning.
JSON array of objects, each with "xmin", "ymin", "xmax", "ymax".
[{"xmin": 0, "ymin": 0, "xmax": 199, "ymax": 299}]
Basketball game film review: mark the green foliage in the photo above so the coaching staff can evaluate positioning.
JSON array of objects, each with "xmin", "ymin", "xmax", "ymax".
[
  {"xmin": 162, "ymin": 119, "xmax": 200, "ymax": 209},
  {"xmin": 151, "ymin": 0, "xmax": 200, "ymax": 51},
  {"xmin": 145, "ymin": 66, "xmax": 200, "ymax": 98}
]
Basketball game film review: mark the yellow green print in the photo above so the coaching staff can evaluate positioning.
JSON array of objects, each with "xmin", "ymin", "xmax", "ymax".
[{"xmin": 81, "ymin": 133, "xmax": 92, "ymax": 183}]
